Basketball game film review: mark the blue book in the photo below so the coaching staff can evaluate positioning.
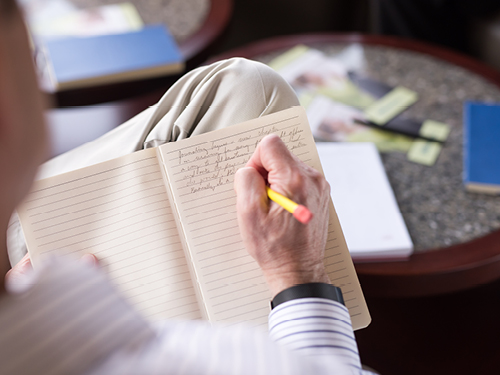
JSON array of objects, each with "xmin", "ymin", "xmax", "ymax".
[
  {"xmin": 42, "ymin": 25, "xmax": 184, "ymax": 90},
  {"xmin": 463, "ymin": 101, "xmax": 500, "ymax": 194}
]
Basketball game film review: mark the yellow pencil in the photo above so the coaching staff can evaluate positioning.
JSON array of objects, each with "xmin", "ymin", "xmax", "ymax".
[{"xmin": 266, "ymin": 186, "xmax": 313, "ymax": 224}]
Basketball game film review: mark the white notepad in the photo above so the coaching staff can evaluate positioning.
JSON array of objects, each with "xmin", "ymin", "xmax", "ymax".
[{"xmin": 316, "ymin": 142, "xmax": 413, "ymax": 261}]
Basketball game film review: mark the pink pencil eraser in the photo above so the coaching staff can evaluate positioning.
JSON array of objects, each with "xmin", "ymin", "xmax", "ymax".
[{"xmin": 293, "ymin": 205, "xmax": 313, "ymax": 224}]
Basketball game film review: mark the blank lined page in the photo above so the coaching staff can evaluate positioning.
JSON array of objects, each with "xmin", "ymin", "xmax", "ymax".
[
  {"xmin": 18, "ymin": 148, "xmax": 201, "ymax": 321},
  {"xmin": 159, "ymin": 106, "xmax": 371, "ymax": 330}
]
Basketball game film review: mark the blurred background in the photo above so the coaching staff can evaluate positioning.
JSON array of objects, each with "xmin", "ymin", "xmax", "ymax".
[{"xmin": 214, "ymin": 0, "xmax": 500, "ymax": 70}]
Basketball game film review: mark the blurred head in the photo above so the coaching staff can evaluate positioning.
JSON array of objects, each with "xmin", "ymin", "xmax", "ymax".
[{"xmin": 0, "ymin": 0, "xmax": 48, "ymax": 214}]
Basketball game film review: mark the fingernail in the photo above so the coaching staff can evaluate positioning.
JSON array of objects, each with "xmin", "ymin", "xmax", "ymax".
[{"xmin": 80, "ymin": 254, "xmax": 97, "ymax": 267}]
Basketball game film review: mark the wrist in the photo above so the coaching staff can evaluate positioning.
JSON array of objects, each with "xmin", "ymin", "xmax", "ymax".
[
  {"xmin": 271, "ymin": 282, "xmax": 344, "ymax": 309},
  {"xmin": 263, "ymin": 266, "xmax": 331, "ymax": 298}
]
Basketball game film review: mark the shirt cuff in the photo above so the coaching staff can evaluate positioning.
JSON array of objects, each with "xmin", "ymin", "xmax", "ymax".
[{"xmin": 268, "ymin": 297, "xmax": 362, "ymax": 371}]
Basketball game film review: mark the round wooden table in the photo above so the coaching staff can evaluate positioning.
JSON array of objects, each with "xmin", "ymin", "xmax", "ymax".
[
  {"xmin": 208, "ymin": 33, "xmax": 500, "ymax": 375},
  {"xmin": 208, "ymin": 33, "xmax": 500, "ymax": 298},
  {"xmin": 47, "ymin": 0, "xmax": 232, "ymax": 107}
]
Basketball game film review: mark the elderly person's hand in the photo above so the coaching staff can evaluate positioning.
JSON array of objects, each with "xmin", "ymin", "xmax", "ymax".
[
  {"xmin": 234, "ymin": 134, "xmax": 331, "ymax": 297},
  {"xmin": 5, "ymin": 253, "xmax": 98, "ymax": 292}
]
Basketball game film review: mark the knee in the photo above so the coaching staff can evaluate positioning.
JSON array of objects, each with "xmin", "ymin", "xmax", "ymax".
[
  {"xmin": 219, "ymin": 57, "xmax": 289, "ymax": 90},
  {"xmin": 214, "ymin": 57, "xmax": 299, "ymax": 110},
  {"xmin": 218, "ymin": 57, "xmax": 277, "ymax": 81}
]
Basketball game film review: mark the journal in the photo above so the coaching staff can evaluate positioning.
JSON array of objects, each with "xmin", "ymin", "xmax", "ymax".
[{"xmin": 18, "ymin": 106, "xmax": 371, "ymax": 330}]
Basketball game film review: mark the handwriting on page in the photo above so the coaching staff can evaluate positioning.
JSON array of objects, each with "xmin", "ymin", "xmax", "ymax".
[
  {"xmin": 162, "ymin": 114, "xmax": 316, "ymax": 326},
  {"xmin": 161, "ymin": 109, "xmax": 369, "ymax": 329},
  {"xmin": 174, "ymin": 125, "xmax": 310, "ymax": 195}
]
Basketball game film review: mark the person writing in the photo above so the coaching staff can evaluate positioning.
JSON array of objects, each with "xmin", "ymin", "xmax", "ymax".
[{"xmin": 0, "ymin": 0, "xmax": 373, "ymax": 373}]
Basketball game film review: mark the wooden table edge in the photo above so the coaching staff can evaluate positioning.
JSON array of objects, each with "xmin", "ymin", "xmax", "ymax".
[
  {"xmin": 208, "ymin": 33, "xmax": 500, "ymax": 87},
  {"xmin": 180, "ymin": 0, "xmax": 233, "ymax": 61}
]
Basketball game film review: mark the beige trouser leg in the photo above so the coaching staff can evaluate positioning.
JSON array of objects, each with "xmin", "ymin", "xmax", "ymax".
[{"xmin": 7, "ymin": 57, "xmax": 299, "ymax": 265}]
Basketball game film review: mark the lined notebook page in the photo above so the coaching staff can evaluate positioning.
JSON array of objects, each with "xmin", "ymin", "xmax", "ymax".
[
  {"xmin": 159, "ymin": 106, "xmax": 371, "ymax": 330},
  {"xmin": 18, "ymin": 148, "xmax": 202, "ymax": 321}
]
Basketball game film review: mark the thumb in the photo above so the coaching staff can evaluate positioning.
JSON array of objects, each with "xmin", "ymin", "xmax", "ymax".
[
  {"xmin": 5, "ymin": 253, "xmax": 33, "ymax": 292},
  {"xmin": 80, "ymin": 253, "xmax": 98, "ymax": 267},
  {"xmin": 234, "ymin": 167, "xmax": 268, "ymax": 222},
  {"xmin": 6, "ymin": 252, "xmax": 32, "ymax": 280}
]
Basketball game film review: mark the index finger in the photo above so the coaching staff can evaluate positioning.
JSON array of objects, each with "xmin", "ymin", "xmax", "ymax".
[{"xmin": 246, "ymin": 134, "xmax": 299, "ymax": 184}]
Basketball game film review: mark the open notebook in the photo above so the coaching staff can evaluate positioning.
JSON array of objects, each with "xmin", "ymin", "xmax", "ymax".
[{"xmin": 18, "ymin": 106, "xmax": 370, "ymax": 330}]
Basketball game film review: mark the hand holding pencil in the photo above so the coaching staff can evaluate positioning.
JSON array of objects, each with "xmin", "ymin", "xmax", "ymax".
[
  {"xmin": 265, "ymin": 186, "xmax": 313, "ymax": 224},
  {"xmin": 234, "ymin": 134, "xmax": 331, "ymax": 297}
]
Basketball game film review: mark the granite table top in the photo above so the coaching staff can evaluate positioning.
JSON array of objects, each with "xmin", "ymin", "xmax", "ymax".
[
  {"xmin": 71, "ymin": 0, "xmax": 210, "ymax": 44},
  {"xmin": 255, "ymin": 43, "xmax": 500, "ymax": 253}
]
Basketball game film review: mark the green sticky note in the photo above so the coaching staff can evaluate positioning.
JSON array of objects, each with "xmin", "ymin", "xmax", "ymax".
[
  {"xmin": 407, "ymin": 140, "xmax": 442, "ymax": 166},
  {"xmin": 376, "ymin": 134, "xmax": 414, "ymax": 153},
  {"xmin": 317, "ymin": 81, "xmax": 375, "ymax": 109},
  {"xmin": 419, "ymin": 120, "xmax": 450, "ymax": 142},
  {"xmin": 120, "ymin": 3, "xmax": 144, "ymax": 29},
  {"xmin": 298, "ymin": 91, "xmax": 315, "ymax": 109},
  {"xmin": 267, "ymin": 45, "xmax": 309, "ymax": 71},
  {"xmin": 347, "ymin": 129, "xmax": 413, "ymax": 153},
  {"xmin": 364, "ymin": 86, "xmax": 418, "ymax": 125}
]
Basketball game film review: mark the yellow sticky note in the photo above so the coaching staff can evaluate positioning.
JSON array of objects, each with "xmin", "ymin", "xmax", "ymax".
[
  {"xmin": 407, "ymin": 140, "xmax": 442, "ymax": 166},
  {"xmin": 318, "ymin": 81, "xmax": 375, "ymax": 109},
  {"xmin": 267, "ymin": 45, "xmax": 309, "ymax": 71},
  {"xmin": 120, "ymin": 3, "xmax": 144, "ymax": 29},
  {"xmin": 419, "ymin": 120, "xmax": 450, "ymax": 142},
  {"xmin": 347, "ymin": 129, "xmax": 413, "ymax": 153},
  {"xmin": 364, "ymin": 87, "xmax": 418, "ymax": 125},
  {"xmin": 298, "ymin": 91, "xmax": 315, "ymax": 109}
]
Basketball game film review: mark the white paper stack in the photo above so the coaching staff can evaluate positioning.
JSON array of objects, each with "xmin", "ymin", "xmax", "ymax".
[{"xmin": 316, "ymin": 142, "xmax": 413, "ymax": 261}]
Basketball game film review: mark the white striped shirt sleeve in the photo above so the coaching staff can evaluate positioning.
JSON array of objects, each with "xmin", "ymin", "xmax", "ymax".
[
  {"xmin": 0, "ymin": 258, "xmax": 155, "ymax": 375},
  {"xmin": 0, "ymin": 260, "xmax": 375, "ymax": 375},
  {"xmin": 269, "ymin": 298, "xmax": 362, "ymax": 371}
]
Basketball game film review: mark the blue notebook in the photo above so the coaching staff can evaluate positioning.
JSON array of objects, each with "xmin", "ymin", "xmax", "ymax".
[
  {"xmin": 463, "ymin": 101, "xmax": 500, "ymax": 194},
  {"xmin": 42, "ymin": 25, "xmax": 184, "ymax": 90}
]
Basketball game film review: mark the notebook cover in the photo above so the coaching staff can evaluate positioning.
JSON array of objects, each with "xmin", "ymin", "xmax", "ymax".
[
  {"xmin": 43, "ymin": 24, "xmax": 184, "ymax": 88},
  {"xmin": 463, "ymin": 102, "xmax": 500, "ymax": 189}
]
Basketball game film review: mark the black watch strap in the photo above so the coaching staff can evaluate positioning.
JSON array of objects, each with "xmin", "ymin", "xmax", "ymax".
[{"xmin": 270, "ymin": 283, "xmax": 344, "ymax": 309}]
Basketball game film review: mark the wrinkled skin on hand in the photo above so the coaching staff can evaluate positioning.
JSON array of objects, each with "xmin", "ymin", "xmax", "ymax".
[{"xmin": 234, "ymin": 134, "xmax": 331, "ymax": 297}]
